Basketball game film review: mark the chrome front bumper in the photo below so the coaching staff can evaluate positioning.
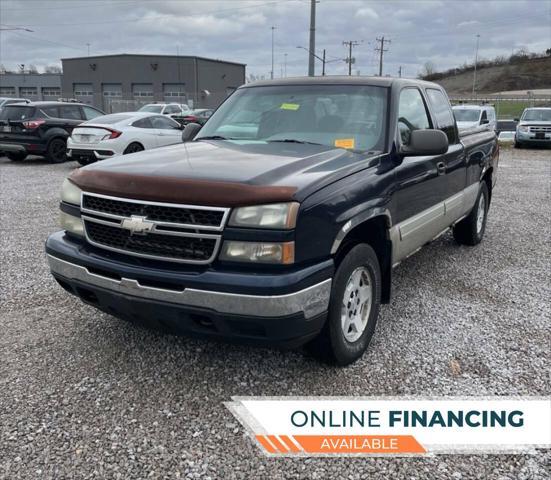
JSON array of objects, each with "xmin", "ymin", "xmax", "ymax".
[{"xmin": 47, "ymin": 255, "xmax": 332, "ymax": 320}]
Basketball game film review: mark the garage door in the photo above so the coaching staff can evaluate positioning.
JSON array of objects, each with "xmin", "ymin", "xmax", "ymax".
[
  {"xmin": 163, "ymin": 83, "xmax": 187, "ymax": 104},
  {"xmin": 73, "ymin": 83, "xmax": 94, "ymax": 105},
  {"xmin": 42, "ymin": 87, "xmax": 61, "ymax": 101}
]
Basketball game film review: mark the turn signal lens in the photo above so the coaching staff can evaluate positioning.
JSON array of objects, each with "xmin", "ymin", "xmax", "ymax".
[
  {"xmin": 60, "ymin": 211, "xmax": 84, "ymax": 237},
  {"xmin": 219, "ymin": 241, "xmax": 295, "ymax": 264}
]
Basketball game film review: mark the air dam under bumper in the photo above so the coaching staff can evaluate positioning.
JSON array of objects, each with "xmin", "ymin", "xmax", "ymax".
[{"xmin": 46, "ymin": 235, "xmax": 332, "ymax": 347}]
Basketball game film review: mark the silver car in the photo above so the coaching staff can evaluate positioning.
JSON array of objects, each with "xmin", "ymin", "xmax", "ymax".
[{"xmin": 515, "ymin": 107, "xmax": 551, "ymax": 148}]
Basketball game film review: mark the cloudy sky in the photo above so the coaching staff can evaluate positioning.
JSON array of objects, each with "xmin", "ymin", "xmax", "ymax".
[{"xmin": 0, "ymin": 0, "xmax": 549, "ymax": 78}]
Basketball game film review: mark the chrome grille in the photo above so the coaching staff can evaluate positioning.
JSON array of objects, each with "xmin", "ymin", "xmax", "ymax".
[
  {"xmin": 81, "ymin": 192, "xmax": 229, "ymax": 264},
  {"xmin": 529, "ymin": 126, "xmax": 551, "ymax": 133}
]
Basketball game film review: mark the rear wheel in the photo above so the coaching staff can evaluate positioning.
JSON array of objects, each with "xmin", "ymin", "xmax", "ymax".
[
  {"xmin": 453, "ymin": 182, "xmax": 489, "ymax": 246},
  {"xmin": 6, "ymin": 152, "xmax": 27, "ymax": 162},
  {"xmin": 47, "ymin": 138, "xmax": 67, "ymax": 163},
  {"xmin": 307, "ymin": 244, "xmax": 381, "ymax": 366},
  {"xmin": 123, "ymin": 142, "xmax": 144, "ymax": 154}
]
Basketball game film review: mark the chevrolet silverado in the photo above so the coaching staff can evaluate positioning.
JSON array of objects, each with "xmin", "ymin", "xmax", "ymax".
[{"xmin": 46, "ymin": 77, "xmax": 498, "ymax": 365}]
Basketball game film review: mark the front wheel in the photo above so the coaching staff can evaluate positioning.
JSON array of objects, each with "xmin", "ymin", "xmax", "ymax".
[
  {"xmin": 453, "ymin": 182, "xmax": 489, "ymax": 246},
  {"xmin": 307, "ymin": 244, "xmax": 381, "ymax": 366}
]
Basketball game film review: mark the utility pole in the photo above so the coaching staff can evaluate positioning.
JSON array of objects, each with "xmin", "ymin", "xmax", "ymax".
[
  {"xmin": 375, "ymin": 36, "xmax": 391, "ymax": 76},
  {"xmin": 308, "ymin": 0, "xmax": 316, "ymax": 76},
  {"xmin": 270, "ymin": 26, "xmax": 276, "ymax": 80},
  {"xmin": 472, "ymin": 34, "xmax": 480, "ymax": 98},
  {"xmin": 343, "ymin": 40, "xmax": 360, "ymax": 76},
  {"xmin": 284, "ymin": 53, "xmax": 288, "ymax": 77},
  {"xmin": 398, "ymin": 65, "xmax": 402, "ymax": 78},
  {"xmin": 322, "ymin": 49, "xmax": 326, "ymax": 76}
]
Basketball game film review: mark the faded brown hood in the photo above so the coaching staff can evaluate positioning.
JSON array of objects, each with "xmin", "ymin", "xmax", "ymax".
[{"xmin": 69, "ymin": 169, "xmax": 297, "ymax": 207}]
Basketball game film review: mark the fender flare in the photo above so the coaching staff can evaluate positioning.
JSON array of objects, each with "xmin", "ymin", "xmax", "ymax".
[{"xmin": 330, "ymin": 207, "xmax": 392, "ymax": 255}]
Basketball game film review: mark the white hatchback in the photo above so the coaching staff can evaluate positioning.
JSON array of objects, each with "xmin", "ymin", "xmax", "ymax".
[{"xmin": 67, "ymin": 112, "xmax": 183, "ymax": 165}]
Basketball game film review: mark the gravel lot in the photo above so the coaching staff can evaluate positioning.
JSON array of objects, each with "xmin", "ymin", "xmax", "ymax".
[{"xmin": 0, "ymin": 148, "xmax": 549, "ymax": 479}]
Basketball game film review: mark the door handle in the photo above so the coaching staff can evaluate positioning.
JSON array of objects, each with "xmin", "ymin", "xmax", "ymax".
[{"xmin": 436, "ymin": 162, "xmax": 446, "ymax": 175}]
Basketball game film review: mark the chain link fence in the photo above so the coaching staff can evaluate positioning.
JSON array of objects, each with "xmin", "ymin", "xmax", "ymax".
[{"xmin": 450, "ymin": 95, "xmax": 551, "ymax": 120}]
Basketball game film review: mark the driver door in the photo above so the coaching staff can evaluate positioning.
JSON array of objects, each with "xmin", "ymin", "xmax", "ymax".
[{"xmin": 392, "ymin": 87, "xmax": 449, "ymax": 263}]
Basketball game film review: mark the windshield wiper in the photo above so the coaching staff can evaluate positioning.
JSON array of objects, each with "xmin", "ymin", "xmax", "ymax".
[
  {"xmin": 267, "ymin": 139, "xmax": 323, "ymax": 146},
  {"xmin": 196, "ymin": 135, "xmax": 232, "ymax": 141}
]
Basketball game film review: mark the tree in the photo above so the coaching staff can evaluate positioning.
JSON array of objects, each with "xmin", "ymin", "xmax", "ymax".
[
  {"xmin": 419, "ymin": 61, "xmax": 436, "ymax": 78},
  {"xmin": 27, "ymin": 64, "xmax": 38, "ymax": 74},
  {"xmin": 546, "ymin": 48, "xmax": 551, "ymax": 56},
  {"xmin": 44, "ymin": 65, "xmax": 62, "ymax": 73}
]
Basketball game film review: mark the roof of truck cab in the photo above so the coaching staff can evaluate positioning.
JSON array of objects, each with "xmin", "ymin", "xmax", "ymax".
[{"xmin": 242, "ymin": 76, "xmax": 439, "ymax": 89}]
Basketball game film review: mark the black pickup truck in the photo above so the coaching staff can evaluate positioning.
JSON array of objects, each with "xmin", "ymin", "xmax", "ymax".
[{"xmin": 46, "ymin": 77, "xmax": 498, "ymax": 365}]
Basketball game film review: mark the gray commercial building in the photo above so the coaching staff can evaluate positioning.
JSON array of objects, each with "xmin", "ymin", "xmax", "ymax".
[
  {"xmin": 61, "ymin": 54, "xmax": 246, "ymax": 112},
  {"xmin": 0, "ymin": 73, "xmax": 62, "ymax": 101}
]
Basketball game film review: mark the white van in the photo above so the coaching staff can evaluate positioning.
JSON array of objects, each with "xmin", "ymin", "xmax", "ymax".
[{"xmin": 452, "ymin": 104, "xmax": 497, "ymax": 132}]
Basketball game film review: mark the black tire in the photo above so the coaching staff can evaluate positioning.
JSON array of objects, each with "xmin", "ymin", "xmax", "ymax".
[
  {"xmin": 123, "ymin": 142, "xmax": 144, "ymax": 155},
  {"xmin": 453, "ymin": 182, "xmax": 489, "ymax": 246},
  {"xmin": 6, "ymin": 152, "xmax": 27, "ymax": 162},
  {"xmin": 77, "ymin": 156, "xmax": 94, "ymax": 167},
  {"xmin": 307, "ymin": 244, "xmax": 381, "ymax": 366},
  {"xmin": 514, "ymin": 141, "xmax": 522, "ymax": 148},
  {"xmin": 46, "ymin": 138, "xmax": 67, "ymax": 163}
]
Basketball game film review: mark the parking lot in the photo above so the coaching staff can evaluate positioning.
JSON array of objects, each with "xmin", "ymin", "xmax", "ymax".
[{"xmin": 0, "ymin": 147, "xmax": 549, "ymax": 478}]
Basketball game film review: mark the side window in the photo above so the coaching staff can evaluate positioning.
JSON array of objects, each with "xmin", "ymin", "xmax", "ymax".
[
  {"xmin": 480, "ymin": 111, "xmax": 488, "ymax": 124},
  {"xmin": 426, "ymin": 88, "xmax": 457, "ymax": 144},
  {"xmin": 83, "ymin": 106, "xmax": 102, "ymax": 120},
  {"xmin": 151, "ymin": 115, "xmax": 179, "ymax": 129},
  {"xmin": 40, "ymin": 106, "xmax": 59, "ymax": 118},
  {"xmin": 132, "ymin": 117, "xmax": 153, "ymax": 129},
  {"xmin": 59, "ymin": 105, "xmax": 83, "ymax": 120},
  {"xmin": 398, "ymin": 88, "xmax": 431, "ymax": 145},
  {"xmin": 164, "ymin": 105, "xmax": 180, "ymax": 114}
]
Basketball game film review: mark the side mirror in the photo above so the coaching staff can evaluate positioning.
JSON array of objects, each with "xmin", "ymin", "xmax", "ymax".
[
  {"xmin": 514, "ymin": 118, "xmax": 519, "ymax": 122},
  {"xmin": 181, "ymin": 122, "xmax": 202, "ymax": 142},
  {"xmin": 400, "ymin": 129, "xmax": 448, "ymax": 156},
  {"xmin": 481, "ymin": 118, "xmax": 489, "ymax": 125}
]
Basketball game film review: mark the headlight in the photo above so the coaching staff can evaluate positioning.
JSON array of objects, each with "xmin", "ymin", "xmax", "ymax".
[
  {"xmin": 518, "ymin": 126, "xmax": 529, "ymax": 133},
  {"xmin": 229, "ymin": 203, "xmax": 299, "ymax": 229},
  {"xmin": 219, "ymin": 241, "xmax": 294, "ymax": 264},
  {"xmin": 60, "ymin": 211, "xmax": 84, "ymax": 237},
  {"xmin": 61, "ymin": 178, "xmax": 82, "ymax": 205}
]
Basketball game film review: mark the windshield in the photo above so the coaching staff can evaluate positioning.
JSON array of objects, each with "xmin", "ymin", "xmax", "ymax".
[
  {"xmin": 0, "ymin": 105, "xmax": 36, "ymax": 120},
  {"xmin": 139, "ymin": 105, "xmax": 163, "ymax": 113},
  {"xmin": 453, "ymin": 109, "xmax": 480, "ymax": 122},
  {"xmin": 522, "ymin": 109, "xmax": 551, "ymax": 122},
  {"xmin": 197, "ymin": 84, "xmax": 388, "ymax": 152}
]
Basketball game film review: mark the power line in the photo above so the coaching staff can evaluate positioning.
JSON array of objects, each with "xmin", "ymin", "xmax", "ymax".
[
  {"xmin": 375, "ymin": 36, "xmax": 390, "ymax": 76},
  {"xmin": 342, "ymin": 40, "xmax": 361, "ymax": 76}
]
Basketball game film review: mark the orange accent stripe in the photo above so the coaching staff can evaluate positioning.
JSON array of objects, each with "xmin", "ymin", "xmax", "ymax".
[
  {"xmin": 280, "ymin": 435, "xmax": 301, "ymax": 453},
  {"xmin": 267, "ymin": 435, "xmax": 288, "ymax": 452},
  {"xmin": 256, "ymin": 435, "xmax": 277, "ymax": 453}
]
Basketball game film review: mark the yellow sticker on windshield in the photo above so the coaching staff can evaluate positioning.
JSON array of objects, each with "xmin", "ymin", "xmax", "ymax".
[
  {"xmin": 335, "ymin": 138, "xmax": 355, "ymax": 149},
  {"xmin": 280, "ymin": 103, "xmax": 300, "ymax": 111}
]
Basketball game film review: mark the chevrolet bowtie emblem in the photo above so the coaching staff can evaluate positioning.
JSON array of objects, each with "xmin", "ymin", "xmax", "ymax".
[{"xmin": 121, "ymin": 215, "xmax": 155, "ymax": 235}]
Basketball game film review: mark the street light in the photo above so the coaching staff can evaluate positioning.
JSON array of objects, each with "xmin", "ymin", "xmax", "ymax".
[{"xmin": 472, "ymin": 34, "xmax": 480, "ymax": 99}]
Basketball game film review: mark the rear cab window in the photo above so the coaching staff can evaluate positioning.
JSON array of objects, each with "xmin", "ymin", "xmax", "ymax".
[{"xmin": 426, "ymin": 88, "xmax": 457, "ymax": 143}]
